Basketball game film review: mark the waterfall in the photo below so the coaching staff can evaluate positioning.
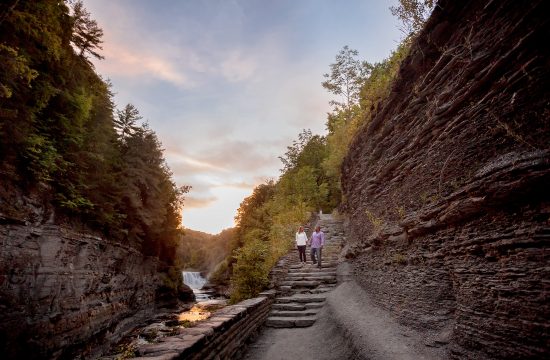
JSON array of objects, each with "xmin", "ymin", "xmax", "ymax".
[{"xmin": 182, "ymin": 271, "xmax": 207, "ymax": 290}]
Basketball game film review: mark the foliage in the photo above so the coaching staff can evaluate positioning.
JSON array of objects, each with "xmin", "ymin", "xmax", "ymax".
[
  {"xmin": 229, "ymin": 239, "xmax": 270, "ymax": 303},
  {"xmin": 71, "ymin": 0, "xmax": 104, "ymax": 61},
  {"xmin": 227, "ymin": 130, "xmax": 338, "ymax": 301},
  {"xmin": 0, "ymin": 1, "xmax": 188, "ymax": 272},
  {"xmin": 390, "ymin": 0, "xmax": 435, "ymax": 37},
  {"xmin": 322, "ymin": 43, "xmax": 411, "ymax": 198},
  {"xmin": 322, "ymin": 46, "xmax": 372, "ymax": 117},
  {"xmin": 115, "ymin": 103, "xmax": 142, "ymax": 142},
  {"xmin": 176, "ymin": 228, "xmax": 234, "ymax": 276}
]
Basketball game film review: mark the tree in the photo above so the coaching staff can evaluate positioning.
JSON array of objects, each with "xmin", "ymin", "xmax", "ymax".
[
  {"xmin": 234, "ymin": 180, "xmax": 275, "ymax": 244},
  {"xmin": 71, "ymin": 1, "xmax": 104, "ymax": 61},
  {"xmin": 390, "ymin": 0, "xmax": 435, "ymax": 37},
  {"xmin": 115, "ymin": 103, "xmax": 142, "ymax": 142},
  {"xmin": 0, "ymin": 0, "xmax": 189, "ymax": 298},
  {"xmin": 322, "ymin": 46, "xmax": 372, "ymax": 118},
  {"xmin": 278, "ymin": 129, "xmax": 313, "ymax": 172}
]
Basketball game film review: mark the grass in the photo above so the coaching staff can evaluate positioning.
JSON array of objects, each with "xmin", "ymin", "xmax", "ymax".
[
  {"xmin": 365, "ymin": 210, "xmax": 384, "ymax": 232},
  {"xmin": 392, "ymin": 253, "xmax": 407, "ymax": 265}
]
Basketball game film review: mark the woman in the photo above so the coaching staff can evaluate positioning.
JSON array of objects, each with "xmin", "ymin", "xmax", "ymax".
[{"xmin": 295, "ymin": 226, "xmax": 308, "ymax": 264}]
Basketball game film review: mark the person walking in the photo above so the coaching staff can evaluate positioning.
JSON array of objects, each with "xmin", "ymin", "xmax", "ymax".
[
  {"xmin": 295, "ymin": 226, "xmax": 308, "ymax": 265},
  {"xmin": 310, "ymin": 225, "xmax": 325, "ymax": 268}
]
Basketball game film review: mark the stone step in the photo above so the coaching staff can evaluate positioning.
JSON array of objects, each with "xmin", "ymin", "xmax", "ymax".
[
  {"xmin": 270, "ymin": 309, "xmax": 318, "ymax": 317},
  {"xmin": 288, "ymin": 267, "xmax": 337, "ymax": 273},
  {"xmin": 287, "ymin": 271, "xmax": 336, "ymax": 277},
  {"xmin": 276, "ymin": 294, "xmax": 326, "ymax": 303},
  {"xmin": 291, "ymin": 286, "xmax": 336, "ymax": 295},
  {"xmin": 284, "ymin": 276, "xmax": 336, "ymax": 283},
  {"xmin": 271, "ymin": 301, "xmax": 325, "ymax": 311},
  {"xmin": 271, "ymin": 303, "xmax": 306, "ymax": 311},
  {"xmin": 266, "ymin": 316, "xmax": 316, "ymax": 328},
  {"xmin": 279, "ymin": 280, "xmax": 321, "ymax": 288},
  {"xmin": 307, "ymin": 286, "xmax": 336, "ymax": 294},
  {"xmin": 303, "ymin": 302, "xmax": 325, "ymax": 309}
]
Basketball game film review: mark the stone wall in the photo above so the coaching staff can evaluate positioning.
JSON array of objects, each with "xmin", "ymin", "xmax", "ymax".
[
  {"xmin": 341, "ymin": 0, "xmax": 549, "ymax": 358},
  {"xmin": 0, "ymin": 213, "xmax": 163, "ymax": 359},
  {"xmin": 132, "ymin": 291, "xmax": 275, "ymax": 359}
]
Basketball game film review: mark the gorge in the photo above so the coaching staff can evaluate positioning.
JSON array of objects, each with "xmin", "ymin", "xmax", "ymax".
[{"xmin": 1, "ymin": 0, "xmax": 549, "ymax": 358}]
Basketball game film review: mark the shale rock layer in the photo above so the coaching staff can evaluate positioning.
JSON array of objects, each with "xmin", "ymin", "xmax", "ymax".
[
  {"xmin": 341, "ymin": 0, "xmax": 549, "ymax": 358},
  {"xmin": 0, "ymin": 193, "xmax": 163, "ymax": 359}
]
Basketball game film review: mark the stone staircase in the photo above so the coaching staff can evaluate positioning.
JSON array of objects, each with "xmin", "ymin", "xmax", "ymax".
[{"xmin": 266, "ymin": 215, "xmax": 344, "ymax": 328}]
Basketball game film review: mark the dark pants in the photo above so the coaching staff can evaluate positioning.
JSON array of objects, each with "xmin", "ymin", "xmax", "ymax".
[
  {"xmin": 297, "ymin": 245, "xmax": 306, "ymax": 262},
  {"xmin": 311, "ymin": 247, "xmax": 322, "ymax": 267}
]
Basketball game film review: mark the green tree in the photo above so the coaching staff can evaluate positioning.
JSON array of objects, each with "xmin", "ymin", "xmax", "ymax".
[
  {"xmin": 234, "ymin": 181, "xmax": 275, "ymax": 245},
  {"xmin": 322, "ymin": 46, "xmax": 372, "ymax": 119},
  {"xmin": 70, "ymin": 0, "xmax": 104, "ymax": 61},
  {"xmin": 390, "ymin": 0, "xmax": 435, "ymax": 37},
  {"xmin": 115, "ymin": 103, "xmax": 142, "ymax": 142}
]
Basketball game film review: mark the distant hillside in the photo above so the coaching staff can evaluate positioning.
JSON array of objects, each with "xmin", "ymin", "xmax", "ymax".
[{"xmin": 177, "ymin": 227, "xmax": 234, "ymax": 275}]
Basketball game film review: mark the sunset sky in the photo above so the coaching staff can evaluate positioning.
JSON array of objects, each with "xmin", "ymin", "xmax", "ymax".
[{"xmin": 87, "ymin": 0, "xmax": 402, "ymax": 234}]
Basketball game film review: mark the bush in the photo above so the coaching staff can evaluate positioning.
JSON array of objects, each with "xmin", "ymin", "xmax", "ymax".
[{"xmin": 229, "ymin": 239, "xmax": 270, "ymax": 303}]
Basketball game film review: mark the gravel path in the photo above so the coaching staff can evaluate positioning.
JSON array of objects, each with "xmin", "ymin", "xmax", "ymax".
[{"xmin": 242, "ymin": 306, "xmax": 358, "ymax": 360}]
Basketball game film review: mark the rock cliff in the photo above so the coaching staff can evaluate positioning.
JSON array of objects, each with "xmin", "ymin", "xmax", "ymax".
[
  {"xmin": 341, "ymin": 0, "xmax": 549, "ymax": 358},
  {"xmin": 0, "ymin": 189, "xmax": 189, "ymax": 359}
]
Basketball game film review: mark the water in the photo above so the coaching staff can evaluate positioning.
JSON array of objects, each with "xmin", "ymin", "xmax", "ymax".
[
  {"xmin": 182, "ymin": 271, "xmax": 212, "ymax": 301},
  {"xmin": 182, "ymin": 271, "xmax": 207, "ymax": 289}
]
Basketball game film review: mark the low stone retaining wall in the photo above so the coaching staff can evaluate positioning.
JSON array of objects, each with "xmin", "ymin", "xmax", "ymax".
[{"xmin": 131, "ymin": 290, "xmax": 276, "ymax": 359}]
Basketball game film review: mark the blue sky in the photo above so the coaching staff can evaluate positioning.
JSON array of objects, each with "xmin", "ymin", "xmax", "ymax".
[{"xmin": 86, "ymin": 0, "xmax": 403, "ymax": 234}]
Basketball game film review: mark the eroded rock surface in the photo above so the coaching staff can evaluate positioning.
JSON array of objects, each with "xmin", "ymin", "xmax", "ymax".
[
  {"xmin": 0, "ymin": 192, "xmax": 186, "ymax": 359},
  {"xmin": 341, "ymin": 0, "xmax": 549, "ymax": 358}
]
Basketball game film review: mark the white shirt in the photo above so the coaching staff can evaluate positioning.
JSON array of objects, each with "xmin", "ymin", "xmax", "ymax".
[{"xmin": 295, "ymin": 232, "xmax": 308, "ymax": 246}]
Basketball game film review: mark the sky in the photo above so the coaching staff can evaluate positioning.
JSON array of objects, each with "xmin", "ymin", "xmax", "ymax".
[{"xmin": 86, "ymin": 0, "xmax": 403, "ymax": 234}]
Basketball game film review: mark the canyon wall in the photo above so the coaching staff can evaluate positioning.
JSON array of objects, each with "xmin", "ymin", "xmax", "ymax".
[
  {"xmin": 341, "ymin": 0, "xmax": 549, "ymax": 358},
  {"xmin": 0, "ymin": 190, "xmax": 182, "ymax": 359}
]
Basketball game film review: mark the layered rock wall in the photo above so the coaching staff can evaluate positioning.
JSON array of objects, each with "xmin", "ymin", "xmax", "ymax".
[
  {"xmin": 341, "ymin": 0, "xmax": 549, "ymax": 358},
  {"xmin": 0, "ymin": 201, "xmax": 163, "ymax": 359}
]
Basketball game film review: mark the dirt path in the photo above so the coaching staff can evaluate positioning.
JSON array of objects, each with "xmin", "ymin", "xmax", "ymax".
[{"xmin": 243, "ymin": 306, "xmax": 358, "ymax": 360}]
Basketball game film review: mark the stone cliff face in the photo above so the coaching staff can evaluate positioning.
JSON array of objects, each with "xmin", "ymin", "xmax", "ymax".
[
  {"xmin": 341, "ymin": 0, "xmax": 549, "ymax": 358},
  {"xmin": 0, "ymin": 190, "xmax": 180, "ymax": 359}
]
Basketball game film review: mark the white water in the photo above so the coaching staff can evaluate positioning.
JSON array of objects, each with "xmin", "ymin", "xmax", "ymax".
[
  {"xmin": 182, "ymin": 271, "xmax": 207, "ymax": 289},
  {"xmin": 182, "ymin": 271, "xmax": 211, "ymax": 301}
]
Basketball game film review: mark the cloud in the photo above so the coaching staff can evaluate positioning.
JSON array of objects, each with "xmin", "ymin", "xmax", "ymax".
[
  {"xmin": 96, "ymin": 41, "xmax": 199, "ymax": 88},
  {"xmin": 184, "ymin": 195, "xmax": 218, "ymax": 209},
  {"xmin": 215, "ymin": 181, "xmax": 255, "ymax": 190},
  {"xmin": 220, "ymin": 50, "xmax": 258, "ymax": 82},
  {"xmin": 166, "ymin": 151, "xmax": 228, "ymax": 174},
  {"xmin": 196, "ymin": 140, "xmax": 282, "ymax": 172}
]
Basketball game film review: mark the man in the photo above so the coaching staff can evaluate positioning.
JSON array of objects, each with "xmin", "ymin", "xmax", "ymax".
[{"xmin": 310, "ymin": 225, "xmax": 325, "ymax": 268}]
